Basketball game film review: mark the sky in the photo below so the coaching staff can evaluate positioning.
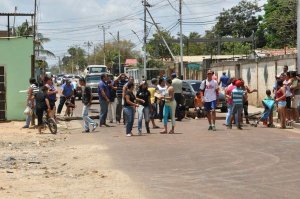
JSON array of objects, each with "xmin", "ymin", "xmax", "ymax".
[{"xmin": 1, "ymin": 0, "xmax": 266, "ymax": 66}]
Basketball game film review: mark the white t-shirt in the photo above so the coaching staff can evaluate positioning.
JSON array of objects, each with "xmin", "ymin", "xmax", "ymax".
[
  {"xmin": 157, "ymin": 85, "xmax": 167, "ymax": 96},
  {"xmin": 200, "ymin": 79, "xmax": 218, "ymax": 102}
]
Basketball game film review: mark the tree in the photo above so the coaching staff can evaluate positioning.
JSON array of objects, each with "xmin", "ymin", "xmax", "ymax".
[
  {"xmin": 213, "ymin": 0, "xmax": 262, "ymax": 38},
  {"xmin": 262, "ymin": 0, "xmax": 297, "ymax": 48},
  {"xmin": 147, "ymin": 30, "xmax": 179, "ymax": 60},
  {"xmin": 62, "ymin": 47, "xmax": 87, "ymax": 73}
]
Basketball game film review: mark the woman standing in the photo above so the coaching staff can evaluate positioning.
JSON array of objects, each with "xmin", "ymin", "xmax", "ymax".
[
  {"xmin": 136, "ymin": 81, "xmax": 151, "ymax": 135},
  {"xmin": 157, "ymin": 78, "xmax": 167, "ymax": 122},
  {"xmin": 23, "ymin": 78, "xmax": 39, "ymax": 128},
  {"xmin": 275, "ymin": 80, "xmax": 286, "ymax": 129},
  {"xmin": 123, "ymin": 82, "xmax": 139, "ymax": 137},
  {"xmin": 160, "ymin": 78, "xmax": 176, "ymax": 134}
]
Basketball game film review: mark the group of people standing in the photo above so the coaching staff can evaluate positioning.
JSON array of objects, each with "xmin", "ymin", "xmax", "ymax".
[{"xmin": 95, "ymin": 73, "xmax": 183, "ymax": 136}]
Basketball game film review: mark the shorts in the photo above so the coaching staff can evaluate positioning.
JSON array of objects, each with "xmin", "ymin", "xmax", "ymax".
[
  {"xmin": 232, "ymin": 104, "xmax": 243, "ymax": 115},
  {"xmin": 292, "ymin": 95, "xmax": 300, "ymax": 109},
  {"xmin": 278, "ymin": 101, "xmax": 286, "ymax": 107},
  {"xmin": 204, "ymin": 100, "xmax": 217, "ymax": 112},
  {"xmin": 286, "ymin": 97, "xmax": 291, "ymax": 109}
]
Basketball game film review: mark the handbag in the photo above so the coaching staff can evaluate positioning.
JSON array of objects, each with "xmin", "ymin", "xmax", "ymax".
[{"xmin": 24, "ymin": 106, "xmax": 32, "ymax": 115}]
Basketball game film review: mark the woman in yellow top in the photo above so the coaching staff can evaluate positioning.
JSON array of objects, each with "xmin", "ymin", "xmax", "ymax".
[{"xmin": 148, "ymin": 78, "xmax": 160, "ymax": 129}]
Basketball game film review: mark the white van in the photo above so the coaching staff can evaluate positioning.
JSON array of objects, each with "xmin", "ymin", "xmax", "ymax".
[{"xmin": 85, "ymin": 65, "xmax": 108, "ymax": 75}]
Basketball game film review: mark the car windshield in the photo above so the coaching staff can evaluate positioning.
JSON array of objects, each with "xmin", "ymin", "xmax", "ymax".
[
  {"xmin": 86, "ymin": 75, "xmax": 101, "ymax": 84},
  {"xmin": 190, "ymin": 82, "xmax": 201, "ymax": 92},
  {"xmin": 90, "ymin": 67, "xmax": 107, "ymax": 73}
]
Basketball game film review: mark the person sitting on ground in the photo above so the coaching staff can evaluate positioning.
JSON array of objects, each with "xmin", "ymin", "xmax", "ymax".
[
  {"xmin": 34, "ymin": 86, "xmax": 51, "ymax": 134},
  {"xmin": 194, "ymin": 92, "xmax": 204, "ymax": 119},
  {"xmin": 228, "ymin": 80, "xmax": 245, "ymax": 130}
]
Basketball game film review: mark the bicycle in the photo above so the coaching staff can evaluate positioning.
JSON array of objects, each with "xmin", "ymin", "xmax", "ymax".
[
  {"xmin": 42, "ymin": 112, "xmax": 58, "ymax": 134},
  {"xmin": 65, "ymin": 96, "xmax": 75, "ymax": 117}
]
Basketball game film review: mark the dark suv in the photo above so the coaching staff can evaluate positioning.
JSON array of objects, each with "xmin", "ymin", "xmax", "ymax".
[
  {"xmin": 85, "ymin": 73, "xmax": 114, "ymax": 100},
  {"xmin": 182, "ymin": 80, "xmax": 227, "ymax": 112}
]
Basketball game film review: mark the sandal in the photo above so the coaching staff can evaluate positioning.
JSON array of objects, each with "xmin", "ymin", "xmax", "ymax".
[
  {"xmin": 160, "ymin": 131, "xmax": 167, "ymax": 134},
  {"xmin": 168, "ymin": 130, "xmax": 174, "ymax": 134},
  {"xmin": 153, "ymin": 126, "xmax": 160, "ymax": 129}
]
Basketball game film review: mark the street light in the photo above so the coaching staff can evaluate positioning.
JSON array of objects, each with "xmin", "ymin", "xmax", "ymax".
[{"xmin": 109, "ymin": 31, "xmax": 121, "ymax": 75}]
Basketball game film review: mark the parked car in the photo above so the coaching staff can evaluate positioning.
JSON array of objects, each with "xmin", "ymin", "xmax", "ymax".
[
  {"xmin": 56, "ymin": 77, "xmax": 63, "ymax": 85},
  {"xmin": 182, "ymin": 80, "xmax": 227, "ymax": 112}
]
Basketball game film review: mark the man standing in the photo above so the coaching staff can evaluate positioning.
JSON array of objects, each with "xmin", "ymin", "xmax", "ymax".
[
  {"xmin": 171, "ymin": 73, "xmax": 183, "ymax": 121},
  {"xmin": 115, "ymin": 74, "xmax": 128, "ymax": 123},
  {"xmin": 98, "ymin": 74, "xmax": 110, "ymax": 127},
  {"xmin": 44, "ymin": 76, "xmax": 58, "ymax": 119},
  {"xmin": 219, "ymin": 72, "xmax": 229, "ymax": 93},
  {"xmin": 57, "ymin": 79, "xmax": 74, "ymax": 115},
  {"xmin": 200, "ymin": 69, "xmax": 219, "ymax": 131},
  {"xmin": 79, "ymin": 78, "xmax": 98, "ymax": 133},
  {"xmin": 228, "ymin": 80, "xmax": 245, "ymax": 130}
]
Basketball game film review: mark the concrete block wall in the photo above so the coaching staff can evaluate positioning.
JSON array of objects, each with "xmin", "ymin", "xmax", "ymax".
[{"xmin": 211, "ymin": 54, "xmax": 297, "ymax": 107}]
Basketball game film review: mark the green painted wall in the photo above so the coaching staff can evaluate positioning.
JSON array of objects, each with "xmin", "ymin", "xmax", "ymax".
[{"xmin": 0, "ymin": 37, "xmax": 33, "ymax": 120}]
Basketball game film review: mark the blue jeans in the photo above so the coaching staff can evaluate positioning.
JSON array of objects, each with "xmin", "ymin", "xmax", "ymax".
[
  {"xmin": 137, "ymin": 105, "xmax": 150, "ymax": 132},
  {"xmin": 82, "ymin": 105, "xmax": 96, "ymax": 131},
  {"xmin": 226, "ymin": 104, "xmax": 238, "ymax": 126},
  {"xmin": 124, "ymin": 106, "xmax": 135, "ymax": 134},
  {"xmin": 99, "ymin": 99, "xmax": 109, "ymax": 125}
]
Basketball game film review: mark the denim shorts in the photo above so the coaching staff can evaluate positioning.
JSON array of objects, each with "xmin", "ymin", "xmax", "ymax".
[
  {"xmin": 278, "ymin": 101, "xmax": 287, "ymax": 107},
  {"xmin": 204, "ymin": 100, "xmax": 217, "ymax": 112}
]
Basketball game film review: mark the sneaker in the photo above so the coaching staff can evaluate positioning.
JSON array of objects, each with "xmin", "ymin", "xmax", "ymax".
[
  {"xmin": 138, "ymin": 130, "xmax": 142, "ymax": 136},
  {"xmin": 212, "ymin": 126, "xmax": 216, "ymax": 131},
  {"xmin": 227, "ymin": 125, "xmax": 232, "ymax": 129},
  {"xmin": 126, "ymin": 134, "xmax": 132, "ymax": 137},
  {"xmin": 82, "ymin": 130, "xmax": 90, "ymax": 133},
  {"xmin": 237, "ymin": 126, "xmax": 243, "ymax": 130},
  {"xmin": 92, "ymin": 123, "xmax": 98, "ymax": 131},
  {"xmin": 208, "ymin": 126, "xmax": 213, "ymax": 130},
  {"xmin": 195, "ymin": 117, "xmax": 199, "ymax": 120},
  {"xmin": 22, "ymin": 125, "xmax": 29, "ymax": 128}
]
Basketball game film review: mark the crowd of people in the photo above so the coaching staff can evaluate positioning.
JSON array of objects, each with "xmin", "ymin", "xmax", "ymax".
[{"xmin": 23, "ymin": 65, "xmax": 300, "ymax": 135}]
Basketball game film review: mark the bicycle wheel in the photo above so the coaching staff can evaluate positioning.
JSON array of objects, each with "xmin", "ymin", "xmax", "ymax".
[{"xmin": 47, "ymin": 118, "xmax": 58, "ymax": 134}]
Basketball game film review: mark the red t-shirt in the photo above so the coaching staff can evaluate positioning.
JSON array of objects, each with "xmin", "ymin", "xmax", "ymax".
[{"xmin": 226, "ymin": 84, "xmax": 236, "ymax": 105}]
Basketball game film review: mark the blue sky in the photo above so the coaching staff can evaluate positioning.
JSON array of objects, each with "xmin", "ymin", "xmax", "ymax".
[{"xmin": 1, "ymin": 0, "xmax": 266, "ymax": 66}]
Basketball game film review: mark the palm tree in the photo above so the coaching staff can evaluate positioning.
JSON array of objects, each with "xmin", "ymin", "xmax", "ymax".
[{"xmin": 16, "ymin": 22, "xmax": 55, "ymax": 57}]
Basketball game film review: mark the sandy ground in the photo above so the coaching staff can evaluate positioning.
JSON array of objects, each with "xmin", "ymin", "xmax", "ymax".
[{"xmin": 0, "ymin": 121, "xmax": 146, "ymax": 199}]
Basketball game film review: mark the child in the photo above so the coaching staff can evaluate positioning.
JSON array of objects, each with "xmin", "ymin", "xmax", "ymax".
[
  {"xmin": 262, "ymin": 89, "xmax": 275, "ymax": 127},
  {"xmin": 194, "ymin": 92, "xmax": 204, "ymax": 119}
]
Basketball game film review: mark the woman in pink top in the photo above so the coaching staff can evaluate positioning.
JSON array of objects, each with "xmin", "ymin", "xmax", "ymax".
[{"xmin": 225, "ymin": 78, "xmax": 237, "ymax": 126}]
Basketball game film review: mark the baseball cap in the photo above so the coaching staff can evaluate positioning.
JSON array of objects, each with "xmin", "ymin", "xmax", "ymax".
[{"xmin": 235, "ymin": 80, "xmax": 242, "ymax": 87}]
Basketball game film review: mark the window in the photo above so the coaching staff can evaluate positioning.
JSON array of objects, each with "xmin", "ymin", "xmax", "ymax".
[
  {"xmin": 86, "ymin": 75, "xmax": 101, "ymax": 84},
  {"xmin": 89, "ymin": 67, "xmax": 107, "ymax": 73}
]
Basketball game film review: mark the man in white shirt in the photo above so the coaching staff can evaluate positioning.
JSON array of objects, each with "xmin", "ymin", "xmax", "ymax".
[
  {"xmin": 171, "ymin": 73, "xmax": 184, "ymax": 121},
  {"xmin": 200, "ymin": 69, "xmax": 219, "ymax": 131}
]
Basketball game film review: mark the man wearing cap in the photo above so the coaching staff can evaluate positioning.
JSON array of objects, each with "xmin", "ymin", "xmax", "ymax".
[
  {"xmin": 228, "ymin": 80, "xmax": 245, "ymax": 130},
  {"xmin": 200, "ymin": 69, "xmax": 219, "ymax": 131},
  {"xmin": 171, "ymin": 73, "xmax": 183, "ymax": 121},
  {"xmin": 57, "ymin": 79, "xmax": 74, "ymax": 115}
]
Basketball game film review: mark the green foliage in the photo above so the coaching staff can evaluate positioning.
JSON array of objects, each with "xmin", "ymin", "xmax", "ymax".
[
  {"xmin": 62, "ymin": 47, "xmax": 87, "ymax": 72},
  {"xmin": 262, "ymin": 0, "xmax": 297, "ymax": 48},
  {"xmin": 214, "ymin": 0, "xmax": 262, "ymax": 38}
]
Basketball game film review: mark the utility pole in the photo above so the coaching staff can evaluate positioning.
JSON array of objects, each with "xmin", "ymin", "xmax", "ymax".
[
  {"xmin": 101, "ymin": 26, "xmax": 108, "ymax": 66},
  {"xmin": 118, "ymin": 31, "xmax": 121, "ymax": 74},
  {"xmin": 33, "ymin": 0, "xmax": 37, "ymax": 78},
  {"xmin": 143, "ymin": 0, "xmax": 149, "ymax": 79},
  {"xmin": 179, "ymin": 0, "xmax": 184, "ymax": 79},
  {"xmin": 84, "ymin": 41, "xmax": 93, "ymax": 64},
  {"xmin": 94, "ymin": 46, "xmax": 96, "ymax": 64},
  {"xmin": 58, "ymin": 56, "xmax": 61, "ymax": 74}
]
